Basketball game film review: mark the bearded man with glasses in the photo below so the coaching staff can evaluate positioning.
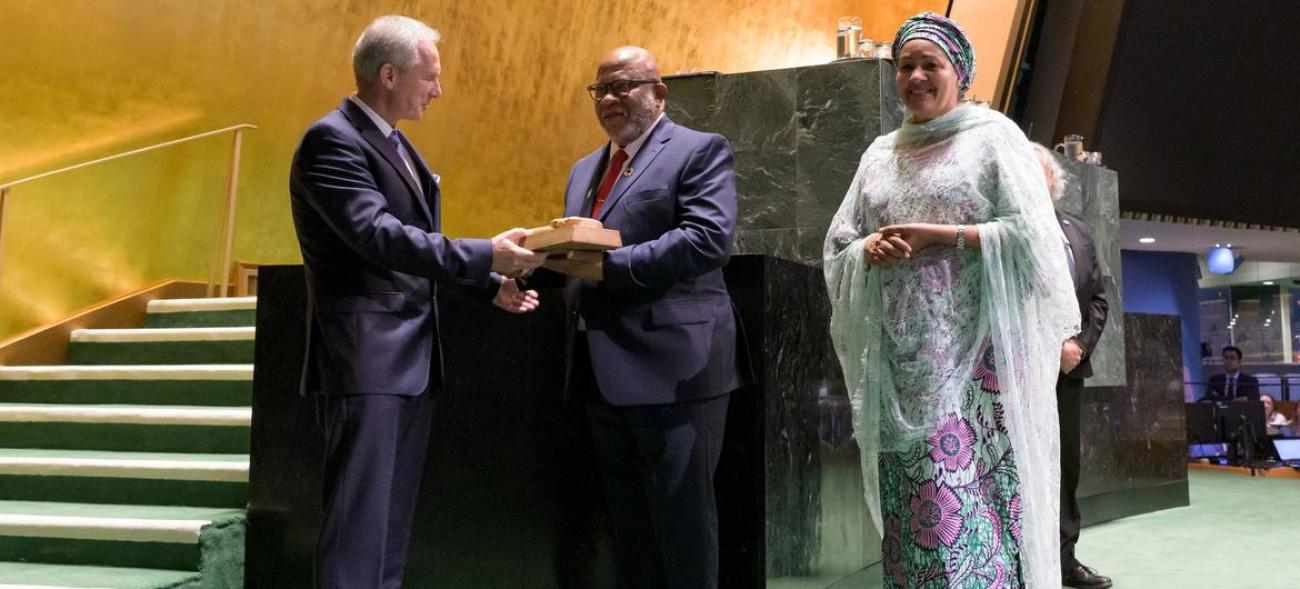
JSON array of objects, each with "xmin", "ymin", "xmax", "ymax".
[{"xmin": 525, "ymin": 46, "xmax": 744, "ymax": 589}]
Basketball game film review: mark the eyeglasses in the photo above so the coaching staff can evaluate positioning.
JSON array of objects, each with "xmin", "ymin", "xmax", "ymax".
[{"xmin": 586, "ymin": 79, "xmax": 659, "ymax": 101}]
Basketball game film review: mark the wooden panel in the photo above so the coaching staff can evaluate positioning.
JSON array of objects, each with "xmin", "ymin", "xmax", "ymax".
[
  {"xmin": 1188, "ymin": 463, "xmax": 1300, "ymax": 480},
  {"xmin": 233, "ymin": 261, "xmax": 265, "ymax": 298},
  {"xmin": 0, "ymin": 280, "xmax": 208, "ymax": 366}
]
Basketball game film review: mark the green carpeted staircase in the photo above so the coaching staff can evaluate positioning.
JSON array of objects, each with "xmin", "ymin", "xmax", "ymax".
[{"xmin": 0, "ymin": 297, "xmax": 255, "ymax": 588}]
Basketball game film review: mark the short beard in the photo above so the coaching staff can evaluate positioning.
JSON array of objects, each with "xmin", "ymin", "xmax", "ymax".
[{"xmin": 614, "ymin": 108, "xmax": 655, "ymax": 146}]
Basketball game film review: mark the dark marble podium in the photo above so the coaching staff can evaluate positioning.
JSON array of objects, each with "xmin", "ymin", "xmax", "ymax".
[
  {"xmin": 1075, "ymin": 313, "xmax": 1190, "ymax": 525},
  {"xmin": 246, "ymin": 256, "xmax": 873, "ymax": 588}
]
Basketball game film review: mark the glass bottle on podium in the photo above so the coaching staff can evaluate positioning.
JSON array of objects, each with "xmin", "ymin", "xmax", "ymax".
[{"xmin": 837, "ymin": 17, "xmax": 862, "ymax": 60}]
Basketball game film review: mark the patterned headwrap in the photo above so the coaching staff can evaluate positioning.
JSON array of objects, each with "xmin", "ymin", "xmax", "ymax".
[{"xmin": 892, "ymin": 12, "xmax": 976, "ymax": 95}]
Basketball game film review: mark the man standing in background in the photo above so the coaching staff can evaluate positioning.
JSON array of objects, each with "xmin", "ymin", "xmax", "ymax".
[{"xmin": 1032, "ymin": 144, "xmax": 1113, "ymax": 589}]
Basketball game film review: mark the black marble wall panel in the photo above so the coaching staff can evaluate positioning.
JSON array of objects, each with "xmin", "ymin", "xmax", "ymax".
[
  {"xmin": 793, "ymin": 60, "xmax": 899, "ymax": 262},
  {"xmin": 244, "ymin": 265, "xmax": 318, "ymax": 588},
  {"xmin": 727, "ymin": 256, "xmax": 878, "ymax": 586},
  {"xmin": 666, "ymin": 59, "xmax": 901, "ymax": 265},
  {"xmin": 1076, "ymin": 313, "xmax": 1189, "ymax": 525},
  {"xmin": 1056, "ymin": 156, "xmax": 1126, "ymax": 387},
  {"xmin": 246, "ymin": 265, "xmax": 616, "ymax": 588}
]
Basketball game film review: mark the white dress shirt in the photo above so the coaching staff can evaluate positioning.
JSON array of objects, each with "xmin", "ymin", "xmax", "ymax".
[
  {"xmin": 605, "ymin": 112, "xmax": 666, "ymax": 174},
  {"xmin": 348, "ymin": 95, "xmax": 421, "ymax": 187}
]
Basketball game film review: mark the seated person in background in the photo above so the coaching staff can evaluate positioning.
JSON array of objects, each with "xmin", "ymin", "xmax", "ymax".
[
  {"xmin": 1263, "ymin": 394, "xmax": 1288, "ymax": 437},
  {"xmin": 1206, "ymin": 346, "xmax": 1260, "ymax": 401}
]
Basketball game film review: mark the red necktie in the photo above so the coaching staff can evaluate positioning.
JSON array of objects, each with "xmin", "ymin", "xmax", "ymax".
[{"xmin": 590, "ymin": 149, "xmax": 628, "ymax": 218}]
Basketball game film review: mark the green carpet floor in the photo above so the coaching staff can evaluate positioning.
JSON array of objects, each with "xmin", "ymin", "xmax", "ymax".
[
  {"xmin": 777, "ymin": 469, "xmax": 1298, "ymax": 589},
  {"xmin": 0, "ymin": 562, "xmax": 199, "ymax": 588},
  {"xmin": 1070, "ymin": 469, "xmax": 1297, "ymax": 589}
]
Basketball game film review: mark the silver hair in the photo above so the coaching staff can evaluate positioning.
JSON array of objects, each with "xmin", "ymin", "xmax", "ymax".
[
  {"xmin": 1030, "ymin": 142, "xmax": 1069, "ymax": 202},
  {"xmin": 352, "ymin": 15, "xmax": 441, "ymax": 87}
]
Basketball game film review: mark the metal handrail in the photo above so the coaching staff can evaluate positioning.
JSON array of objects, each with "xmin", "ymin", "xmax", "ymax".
[{"xmin": 0, "ymin": 123, "xmax": 257, "ymax": 299}]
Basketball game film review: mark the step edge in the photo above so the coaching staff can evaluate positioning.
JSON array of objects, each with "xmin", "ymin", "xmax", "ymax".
[
  {"xmin": 0, "ymin": 459, "xmax": 249, "ymax": 482},
  {"xmin": 146, "ymin": 298, "xmax": 257, "ymax": 313},
  {"xmin": 0, "ymin": 366, "xmax": 253, "ymax": 382},
  {"xmin": 0, "ymin": 405, "xmax": 251, "ymax": 426},
  {"xmin": 70, "ymin": 328, "xmax": 255, "ymax": 343},
  {"xmin": 0, "ymin": 515, "xmax": 213, "ymax": 544}
]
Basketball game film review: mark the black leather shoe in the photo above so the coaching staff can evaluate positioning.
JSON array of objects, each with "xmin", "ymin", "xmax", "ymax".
[{"xmin": 1063, "ymin": 564, "xmax": 1113, "ymax": 589}]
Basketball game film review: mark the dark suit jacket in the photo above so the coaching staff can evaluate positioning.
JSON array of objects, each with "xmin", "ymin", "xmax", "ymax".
[
  {"xmin": 289, "ymin": 98, "xmax": 498, "ymax": 396},
  {"xmin": 1206, "ymin": 372, "xmax": 1261, "ymax": 401},
  {"xmin": 545, "ymin": 116, "xmax": 741, "ymax": 406},
  {"xmin": 1058, "ymin": 211, "xmax": 1109, "ymax": 380}
]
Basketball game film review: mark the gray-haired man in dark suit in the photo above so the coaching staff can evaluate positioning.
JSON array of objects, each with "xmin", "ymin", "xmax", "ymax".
[
  {"xmin": 289, "ymin": 15, "xmax": 545, "ymax": 588},
  {"xmin": 1032, "ymin": 144, "xmax": 1112, "ymax": 589}
]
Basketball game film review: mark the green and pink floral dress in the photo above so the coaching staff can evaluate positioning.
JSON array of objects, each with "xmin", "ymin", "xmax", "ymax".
[{"xmin": 879, "ymin": 342, "xmax": 1023, "ymax": 588}]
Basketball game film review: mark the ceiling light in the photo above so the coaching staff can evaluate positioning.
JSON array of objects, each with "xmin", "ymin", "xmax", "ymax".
[
  {"xmin": 1139, "ymin": 237, "xmax": 1156, "ymax": 244},
  {"xmin": 1264, "ymin": 281, "xmax": 1275, "ymax": 285},
  {"xmin": 1207, "ymin": 246, "xmax": 1241, "ymax": 274}
]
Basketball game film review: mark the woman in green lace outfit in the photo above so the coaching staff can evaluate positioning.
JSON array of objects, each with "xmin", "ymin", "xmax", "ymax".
[{"xmin": 823, "ymin": 13, "xmax": 1080, "ymax": 589}]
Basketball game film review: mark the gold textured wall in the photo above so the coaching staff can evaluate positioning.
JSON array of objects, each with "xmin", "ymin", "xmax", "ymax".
[
  {"xmin": 0, "ymin": 0, "xmax": 941, "ymax": 339},
  {"xmin": 949, "ymin": 0, "xmax": 1032, "ymax": 107}
]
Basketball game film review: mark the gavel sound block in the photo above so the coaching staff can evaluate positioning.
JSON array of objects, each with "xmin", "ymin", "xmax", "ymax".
[{"xmin": 520, "ymin": 217, "xmax": 622, "ymax": 281}]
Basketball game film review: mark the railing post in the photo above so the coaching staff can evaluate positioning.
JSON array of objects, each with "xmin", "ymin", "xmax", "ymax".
[{"xmin": 207, "ymin": 128, "xmax": 244, "ymax": 298}]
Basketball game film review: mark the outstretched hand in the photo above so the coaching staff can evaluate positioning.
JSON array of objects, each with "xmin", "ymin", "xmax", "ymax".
[
  {"xmin": 491, "ymin": 228, "xmax": 548, "ymax": 275},
  {"xmin": 493, "ymin": 278, "xmax": 540, "ymax": 314}
]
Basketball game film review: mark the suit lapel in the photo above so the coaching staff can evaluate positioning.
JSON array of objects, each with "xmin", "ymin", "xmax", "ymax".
[
  {"xmin": 572, "ymin": 146, "xmax": 611, "ymax": 218},
  {"xmin": 395, "ymin": 132, "xmax": 438, "ymax": 228},
  {"xmin": 340, "ymin": 100, "xmax": 434, "ymax": 227},
  {"xmin": 1057, "ymin": 212, "xmax": 1086, "ymax": 290},
  {"xmin": 596, "ymin": 118, "xmax": 674, "ymax": 223}
]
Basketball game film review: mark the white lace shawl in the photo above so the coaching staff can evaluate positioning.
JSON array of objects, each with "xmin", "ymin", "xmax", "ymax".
[{"xmin": 823, "ymin": 104, "xmax": 1080, "ymax": 589}]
